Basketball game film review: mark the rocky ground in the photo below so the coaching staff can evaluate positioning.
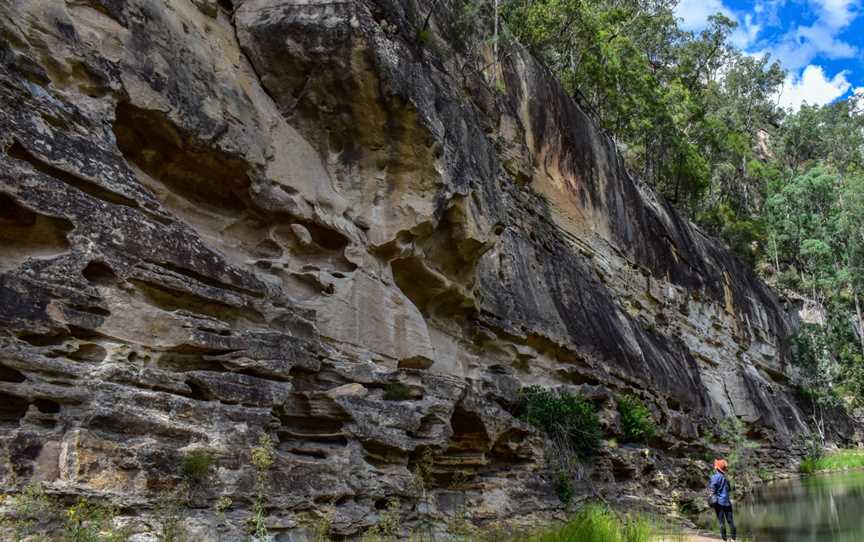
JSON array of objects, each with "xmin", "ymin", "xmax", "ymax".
[{"xmin": 0, "ymin": 0, "xmax": 858, "ymax": 540}]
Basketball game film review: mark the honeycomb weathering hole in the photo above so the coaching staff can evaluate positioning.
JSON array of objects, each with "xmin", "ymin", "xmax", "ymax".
[
  {"xmin": 81, "ymin": 261, "xmax": 119, "ymax": 286},
  {"xmin": 0, "ymin": 192, "xmax": 73, "ymax": 269},
  {"xmin": 0, "ymin": 363, "xmax": 26, "ymax": 383},
  {"xmin": 0, "ymin": 392, "xmax": 29, "ymax": 425}
]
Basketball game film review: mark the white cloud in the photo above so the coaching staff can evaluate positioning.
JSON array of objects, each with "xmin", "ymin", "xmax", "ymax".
[
  {"xmin": 676, "ymin": 0, "xmax": 762, "ymax": 48},
  {"xmin": 777, "ymin": 64, "xmax": 852, "ymax": 110},
  {"xmin": 757, "ymin": 0, "xmax": 860, "ymax": 70},
  {"xmin": 730, "ymin": 14, "xmax": 762, "ymax": 48},
  {"xmin": 816, "ymin": 0, "xmax": 859, "ymax": 29},
  {"xmin": 675, "ymin": 0, "xmax": 733, "ymax": 31}
]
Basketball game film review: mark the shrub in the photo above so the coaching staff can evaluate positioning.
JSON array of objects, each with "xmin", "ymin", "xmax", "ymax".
[
  {"xmin": 616, "ymin": 395, "xmax": 657, "ymax": 443},
  {"xmin": 179, "ymin": 449, "xmax": 214, "ymax": 483},
  {"xmin": 799, "ymin": 457, "xmax": 817, "ymax": 474},
  {"xmin": 519, "ymin": 386, "xmax": 601, "ymax": 459},
  {"xmin": 360, "ymin": 498, "xmax": 401, "ymax": 542},
  {"xmin": 383, "ymin": 382, "xmax": 412, "ymax": 401}
]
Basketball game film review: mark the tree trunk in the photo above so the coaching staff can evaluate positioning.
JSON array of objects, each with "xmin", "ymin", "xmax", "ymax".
[
  {"xmin": 493, "ymin": 0, "xmax": 499, "ymax": 66},
  {"xmin": 855, "ymin": 292, "xmax": 864, "ymax": 356}
]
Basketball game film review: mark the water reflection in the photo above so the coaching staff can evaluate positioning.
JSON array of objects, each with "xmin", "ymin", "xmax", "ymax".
[{"xmin": 736, "ymin": 471, "xmax": 864, "ymax": 541}]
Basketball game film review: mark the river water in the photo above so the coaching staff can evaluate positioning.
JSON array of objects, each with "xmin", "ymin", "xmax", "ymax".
[{"xmin": 734, "ymin": 470, "xmax": 864, "ymax": 541}]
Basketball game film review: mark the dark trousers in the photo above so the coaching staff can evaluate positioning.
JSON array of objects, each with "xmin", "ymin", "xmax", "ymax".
[{"xmin": 713, "ymin": 504, "xmax": 736, "ymax": 540}]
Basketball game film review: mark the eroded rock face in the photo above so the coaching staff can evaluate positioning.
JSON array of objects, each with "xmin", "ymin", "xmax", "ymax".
[{"xmin": 0, "ymin": 0, "xmax": 852, "ymax": 539}]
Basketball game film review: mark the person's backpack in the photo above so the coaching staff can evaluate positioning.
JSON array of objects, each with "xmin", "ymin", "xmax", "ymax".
[{"xmin": 706, "ymin": 482, "xmax": 718, "ymax": 507}]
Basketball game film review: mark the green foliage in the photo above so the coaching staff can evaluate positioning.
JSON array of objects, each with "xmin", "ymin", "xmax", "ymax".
[
  {"xmin": 501, "ymin": 0, "xmax": 783, "ymax": 225},
  {"xmin": 1, "ymin": 485, "xmax": 129, "ymax": 542},
  {"xmin": 799, "ymin": 450, "xmax": 864, "ymax": 474},
  {"xmin": 716, "ymin": 418, "xmax": 761, "ymax": 495},
  {"xmin": 2, "ymin": 483, "xmax": 61, "ymax": 542},
  {"xmin": 417, "ymin": 28, "xmax": 433, "ymax": 45},
  {"xmin": 518, "ymin": 504, "xmax": 653, "ymax": 542},
  {"xmin": 616, "ymin": 395, "xmax": 657, "ymax": 443},
  {"xmin": 360, "ymin": 499, "xmax": 402, "ymax": 542},
  {"xmin": 383, "ymin": 382, "xmax": 412, "ymax": 401},
  {"xmin": 64, "ymin": 500, "xmax": 130, "ymax": 542},
  {"xmin": 251, "ymin": 434, "xmax": 276, "ymax": 472},
  {"xmin": 249, "ymin": 434, "xmax": 276, "ymax": 541},
  {"xmin": 179, "ymin": 449, "xmax": 214, "ymax": 483},
  {"xmin": 553, "ymin": 471, "xmax": 574, "ymax": 504},
  {"xmin": 156, "ymin": 493, "xmax": 188, "ymax": 542},
  {"xmin": 799, "ymin": 457, "xmax": 817, "ymax": 475},
  {"xmin": 519, "ymin": 386, "xmax": 601, "ymax": 460},
  {"xmin": 311, "ymin": 506, "xmax": 334, "ymax": 542}
]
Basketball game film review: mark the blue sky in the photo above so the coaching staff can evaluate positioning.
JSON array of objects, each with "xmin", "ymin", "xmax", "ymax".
[{"xmin": 675, "ymin": 0, "xmax": 863, "ymax": 110}]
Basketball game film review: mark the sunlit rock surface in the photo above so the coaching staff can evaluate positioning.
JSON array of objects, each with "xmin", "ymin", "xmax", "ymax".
[{"xmin": 0, "ymin": 0, "xmax": 853, "ymax": 538}]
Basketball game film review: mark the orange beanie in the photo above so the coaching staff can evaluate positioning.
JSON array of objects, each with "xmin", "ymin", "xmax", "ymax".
[{"xmin": 714, "ymin": 459, "xmax": 728, "ymax": 472}]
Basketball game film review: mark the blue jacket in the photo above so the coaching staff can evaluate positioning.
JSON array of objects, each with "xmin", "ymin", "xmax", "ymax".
[{"xmin": 710, "ymin": 471, "xmax": 732, "ymax": 506}]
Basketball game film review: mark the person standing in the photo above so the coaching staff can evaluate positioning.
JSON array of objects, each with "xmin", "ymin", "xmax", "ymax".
[{"xmin": 709, "ymin": 458, "xmax": 736, "ymax": 541}]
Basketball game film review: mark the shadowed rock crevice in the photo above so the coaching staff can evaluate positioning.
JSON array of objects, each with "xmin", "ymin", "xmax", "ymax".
[
  {"xmin": 0, "ymin": 363, "xmax": 26, "ymax": 383},
  {"xmin": 0, "ymin": 392, "xmax": 29, "ymax": 425},
  {"xmin": 0, "ymin": 192, "xmax": 73, "ymax": 270},
  {"xmin": 113, "ymin": 102, "xmax": 252, "ymax": 216},
  {"xmin": 67, "ymin": 343, "xmax": 108, "ymax": 363},
  {"xmin": 81, "ymin": 261, "xmax": 119, "ymax": 286},
  {"xmin": 129, "ymin": 278, "xmax": 264, "ymax": 324}
]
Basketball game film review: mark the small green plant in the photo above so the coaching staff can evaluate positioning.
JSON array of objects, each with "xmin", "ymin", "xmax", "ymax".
[
  {"xmin": 214, "ymin": 496, "xmax": 232, "ymax": 541},
  {"xmin": 2, "ymin": 485, "xmax": 129, "ymax": 542},
  {"xmin": 154, "ymin": 487, "xmax": 189, "ymax": 542},
  {"xmin": 64, "ymin": 499, "xmax": 131, "ymax": 542},
  {"xmin": 493, "ymin": 78, "xmax": 507, "ymax": 95},
  {"xmin": 3, "ymin": 483, "xmax": 60, "ymax": 542},
  {"xmin": 179, "ymin": 449, "xmax": 214, "ymax": 483},
  {"xmin": 248, "ymin": 434, "xmax": 276, "ymax": 541},
  {"xmin": 519, "ymin": 386, "xmax": 601, "ymax": 459},
  {"xmin": 717, "ymin": 418, "xmax": 761, "ymax": 495},
  {"xmin": 409, "ymin": 448, "xmax": 435, "ymax": 497},
  {"xmin": 799, "ymin": 457, "xmax": 817, "ymax": 474},
  {"xmin": 553, "ymin": 471, "xmax": 574, "ymax": 504},
  {"xmin": 360, "ymin": 498, "xmax": 401, "ymax": 541},
  {"xmin": 417, "ymin": 28, "xmax": 433, "ymax": 45},
  {"xmin": 311, "ymin": 505, "xmax": 334, "ymax": 542},
  {"xmin": 616, "ymin": 395, "xmax": 657, "ymax": 443},
  {"xmin": 383, "ymin": 382, "xmax": 412, "ymax": 401}
]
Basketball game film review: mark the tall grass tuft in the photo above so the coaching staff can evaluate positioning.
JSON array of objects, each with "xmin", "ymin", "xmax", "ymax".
[{"xmin": 520, "ymin": 504, "xmax": 654, "ymax": 542}]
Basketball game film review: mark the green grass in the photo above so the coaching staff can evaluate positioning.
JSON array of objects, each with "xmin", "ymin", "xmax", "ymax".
[
  {"xmin": 800, "ymin": 450, "xmax": 864, "ymax": 474},
  {"xmin": 512, "ymin": 505, "xmax": 654, "ymax": 542}
]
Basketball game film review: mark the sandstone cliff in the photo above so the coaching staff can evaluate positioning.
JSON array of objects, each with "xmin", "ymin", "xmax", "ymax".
[{"xmin": 0, "ymin": 0, "xmax": 849, "ymax": 539}]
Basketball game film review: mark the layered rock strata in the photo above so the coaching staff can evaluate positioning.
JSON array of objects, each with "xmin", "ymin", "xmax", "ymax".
[{"xmin": 0, "ymin": 0, "xmax": 850, "ymax": 539}]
